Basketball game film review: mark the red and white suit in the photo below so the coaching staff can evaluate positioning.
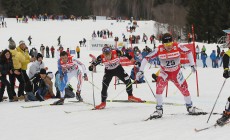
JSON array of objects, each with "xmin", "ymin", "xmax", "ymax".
[{"xmin": 139, "ymin": 42, "xmax": 195, "ymax": 106}]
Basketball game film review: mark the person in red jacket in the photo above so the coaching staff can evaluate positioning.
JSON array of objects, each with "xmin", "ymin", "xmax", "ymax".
[
  {"xmin": 50, "ymin": 46, "xmax": 55, "ymax": 58},
  {"xmin": 89, "ymin": 45, "xmax": 143, "ymax": 109}
]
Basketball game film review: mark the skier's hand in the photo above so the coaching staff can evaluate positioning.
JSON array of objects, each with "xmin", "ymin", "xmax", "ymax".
[
  {"xmin": 191, "ymin": 65, "xmax": 196, "ymax": 73},
  {"xmin": 88, "ymin": 65, "xmax": 93, "ymax": 71},
  {"xmin": 83, "ymin": 74, "xmax": 88, "ymax": 81},
  {"xmin": 223, "ymin": 70, "xmax": 230, "ymax": 79},
  {"xmin": 136, "ymin": 71, "xmax": 144, "ymax": 81}
]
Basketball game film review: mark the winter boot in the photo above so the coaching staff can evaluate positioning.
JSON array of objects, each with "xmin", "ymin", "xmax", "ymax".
[
  {"xmin": 217, "ymin": 111, "xmax": 230, "ymax": 126},
  {"xmin": 52, "ymin": 98, "xmax": 65, "ymax": 105},
  {"xmin": 150, "ymin": 106, "xmax": 163, "ymax": 119},
  {"xmin": 95, "ymin": 102, "xmax": 106, "ymax": 110},
  {"xmin": 76, "ymin": 90, "xmax": 83, "ymax": 102},
  {"xmin": 128, "ymin": 95, "xmax": 143, "ymax": 102},
  {"xmin": 18, "ymin": 95, "xmax": 25, "ymax": 101},
  {"xmin": 13, "ymin": 96, "xmax": 18, "ymax": 102},
  {"xmin": 24, "ymin": 95, "xmax": 29, "ymax": 102}
]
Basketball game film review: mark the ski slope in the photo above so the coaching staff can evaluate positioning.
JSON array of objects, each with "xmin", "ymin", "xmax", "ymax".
[{"xmin": 0, "ymin": 18, "xmax": 229, "ymax": 140}]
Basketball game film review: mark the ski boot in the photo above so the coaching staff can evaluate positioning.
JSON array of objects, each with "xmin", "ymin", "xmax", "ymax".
[
  {"xmin": 76, "ymin": 90, "xmax": 83, "ymax": 102},
  {"xmin": 217, "ymin": 111, "xmax": 230, "ymax": 126},
  {"xmin": 128, "ymin": 95, "xmax": 143, "ymax": 102},
  {"xmin": 149, "ymin": 106, "xmax": 163, "ymax": 119},
  {"xmin": 95, "ymin": 102, "xmax": 106, "ymax": 110},
  {"xmin": 52, "ymin": 98, "xmax": 65, "ymax": 105}
]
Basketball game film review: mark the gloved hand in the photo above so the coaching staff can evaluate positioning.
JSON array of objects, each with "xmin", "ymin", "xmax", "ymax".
[
  {"xmin": 191, "ymin": 65, "xmax": 197, "ymax": 73},
  {"xmin": 136, "ymin": 71, "xmax": 144, "ymax": 81},
  {"xmin": 83, "ymin": 73, "xmax": 88, "ymax": 81},
  {"xmin": 223, "ymin": 70, "xmax": 230, "ymax": 79},
  {"xmin": 88, "ymin": 65, "xmax": 93, "ymax": 71}
]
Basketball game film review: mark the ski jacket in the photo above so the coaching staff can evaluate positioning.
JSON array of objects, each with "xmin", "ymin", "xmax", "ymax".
[
  {"xmin": 140, "ymin": 42, "xmax": 195, "ymax": 72},
  {"xmin": 9, "ymin": 49, "xmax": 24, "ymax": 70},
  {"xmin": 28, "ymin": 60, "xmax": 45, "ymax": 79},
  {"xmin": 93, "ymin": 50, "xmax": 132, "ymax": 70},
  {"xmin": 16, "ymin": 46, "xmax": 31, "ymax": 70}
]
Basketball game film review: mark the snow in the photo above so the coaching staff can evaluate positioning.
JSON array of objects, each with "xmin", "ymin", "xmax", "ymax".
[{"xmin": 0, "ymin": 18, "xmax": 230, "ymax": 140}]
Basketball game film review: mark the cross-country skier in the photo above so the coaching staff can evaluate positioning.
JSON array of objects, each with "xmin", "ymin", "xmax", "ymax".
[
  {"xmin": 53, "ymin": 51, "xmax": 88, "ymax": 105},
  {"xmin": 216, "ymin": 42, "xmax": 230, "ymax": 126},
  {"xmin": 89, "ymin": 44, "xmax": 143, "ymax": 110},
  {"xmin": 136, "ymin": 33, "xmax": 198, "ymax": 119}
]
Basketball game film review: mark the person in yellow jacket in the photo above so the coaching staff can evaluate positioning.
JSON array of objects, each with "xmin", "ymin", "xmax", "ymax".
[
  {"xmin": 16, "ymin": 41, "xmax": 35, "ymax": 83},
  {"xmin": 76, "ymin": 46, "xmax": 80, "ymax": 58},
  {"xmin": 16, "ymin": 41, "xmax": 35, "ymax": 101},
  {"xmin": 8, "ymin": 39, "xmax": 26, "ymax": 101}
]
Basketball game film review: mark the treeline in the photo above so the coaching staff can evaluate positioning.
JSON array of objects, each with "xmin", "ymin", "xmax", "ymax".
[
  {"xmin": 187, "ymin": 0, "xmax": 230, "ymax": 43},
  {"xmin": 1, "ymin": 0, "xmax": 230, "ymax": 43}
]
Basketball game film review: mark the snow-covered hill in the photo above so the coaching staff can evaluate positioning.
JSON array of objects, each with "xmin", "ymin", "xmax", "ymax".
[{"xmin": 0, "ymin": 18, "xmax": 229, "ymax": 140}]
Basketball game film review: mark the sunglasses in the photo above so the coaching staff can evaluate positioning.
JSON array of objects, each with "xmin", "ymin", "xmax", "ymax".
[{"xmin": 163, "ymin": 42, "xmax": 173, "ymax": 47}]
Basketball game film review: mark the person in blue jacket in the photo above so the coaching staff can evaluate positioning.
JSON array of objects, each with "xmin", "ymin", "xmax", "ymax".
[
  {"xmin": 210, "ymin": 50, "xmax": 217, "ymax": 68},
  {"xmin": 201, "ymin": 51, "xmax": 207, "ymax": 68},
  {"xmin": 130, "ymin": 61, "xmax": 145, "ymax": 83}
]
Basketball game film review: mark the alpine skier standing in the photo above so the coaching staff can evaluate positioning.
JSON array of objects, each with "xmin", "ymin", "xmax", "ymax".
[
  {"xmin": 136, "ymin": 33, "xmax": 198, "ymax": 119},
  {"xmin": 89, "ymin": 45, "xmax": 143, "ymax": 110},
  {"xmin": 53, "ymin": 51, "xmax": 88, "ymax": 105},
  {"xmin": 216, "ymin": 42, "xmax": 230, "ymax": 126}
]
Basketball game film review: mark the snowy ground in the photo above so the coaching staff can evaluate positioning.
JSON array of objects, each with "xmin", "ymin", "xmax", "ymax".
[{"xmin": 0, "ymin": 18, "xmax": 229, "ymax": 140}]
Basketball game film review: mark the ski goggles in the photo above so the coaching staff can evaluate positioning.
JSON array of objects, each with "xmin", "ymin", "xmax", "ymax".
[{"xmin": 163, "ymin": 42, "xmax": 173, "ymax": 47}]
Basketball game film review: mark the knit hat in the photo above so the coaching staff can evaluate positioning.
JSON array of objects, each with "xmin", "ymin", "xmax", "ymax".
[
  {"xmin": 8, "ymin": 39, "xmax": 16, "ymax": 49},
  {"xmin": 40, "ymin": 68, "xmax": 46, "ymax": 74},
  {"xmin": 19, "ymin": 40, "xmax": 25, "ymax": 45},
  {"xmin": 36, "ymin": 53, "xmax": 43, "ymax": 60},
  {"xmin": 162, "ymin": 33, "xmax": 173, "ymax": 44}
]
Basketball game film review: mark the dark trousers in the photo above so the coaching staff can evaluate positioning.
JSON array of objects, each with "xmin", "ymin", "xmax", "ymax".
[
  {"xmin": 9, "ymin": 73, "xmax": 25, "ymax": 97},
  {"xmin": 101, "ymin": 65, "xmax": 133, "ymax": 102},
  {"xmin": 51, "ymin": 52, "xmax": 54, "ymax": 58},
  {"xmin": 22, "ymin": 70, "xmax": 30, "ymax": 82},
  {"xmin": 0, "ymin": 74, "xmax": 14, "ymax": 100},
  {"xmin": 77, "ymin": 52, "xmax": 80, "ymax": 58}
]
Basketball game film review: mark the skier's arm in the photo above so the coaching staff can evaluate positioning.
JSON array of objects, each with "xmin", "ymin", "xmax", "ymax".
[
  {"xmin": 139, "ymin": 49, "xmax": 158, "ymax": 71},
  {"xmin": 74, "ymin": 59, "xmax": 87, "ymax": 75},
  {"xmin": 92, "ymin": 55, "xmax": 103, "ymax": 66}
]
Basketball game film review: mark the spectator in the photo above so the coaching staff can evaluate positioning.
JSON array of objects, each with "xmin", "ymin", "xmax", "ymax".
[
  {"xmin": 219, "ymin": 50, "xmax": 225, "ymax": 67},
  {"xmin": 51, "ymin": 46, "xmax": 55, "ymax": 58},
  {"xmin": 130, "ymin": 61, "xmax": 145, "ymax": 83},
  {"xmin": 210, "ymin": 50, "xmax": 217, "ymax": 68},
  {"xmin": 201, "ymin": 45, "xmax": 206, "ymax": 52},
  {"xmin": 57, "ymin": 36, "xmax": 61, "ymax": 46},
  {"xmin": 8, "ymin": 39, "xmax": 25, "ymax": 101},
  {"xmin": 40, "ymin": 44, "xmax": 45, "ymax": 56},
  {"xmin": 201, "ymin": 51, "xmax": 208, "ymax": 68},
  {"xmin": 217, "ymin": 45, "xmax": 221, "ymax": 58},
  {"xmin": 0, "ymin": 49, "xmax": 15, "ymax": 102},
  {"xmin": 76, "ymin": 46, "xmax": 80, "ymax": 58},
  {"xmin": 46, "ymin": 46, "xmax": 50, "ymax": 58},
  {"xmin": 28, "ymin": 35, "xmax": 32, "ymax": 46},
  {"xmin": 196, "ymin": 45, "xmax": 200, "ymax": 59}
]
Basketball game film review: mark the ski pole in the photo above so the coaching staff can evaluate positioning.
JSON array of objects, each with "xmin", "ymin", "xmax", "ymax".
[
  {"xmin": 207, "ymin": 79, "xmax": 227, "ymax": 123},
  {"xmin": 144, "ymin": 75, "xmax": 156, "ymax": 98},
  {"xmin": 91, "ymin": 72, "xmax": 96, "ymax": 108},
  {"xmin": 110, "ymin": 80, "xmax": 136, "ymax": 100}
]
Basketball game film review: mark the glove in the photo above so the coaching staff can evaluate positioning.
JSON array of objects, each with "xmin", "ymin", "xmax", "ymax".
[
  {"xmin": 191, "ymin": 65, "xmax": 196, "ymax": 73},
  {"xmin": 136, "ymin": 71, "xmax": 144, "ymax": 81},
  {"xmin": 83, "ymin": 73, "xmax": 88, "ymax": 81},
  {"xmin": 88, "ymin": 65, "xmax": 93, "ymax": 71},
  {"xmin": 223, "ymin": 70, "xmax": 230, "ymax": 79}
]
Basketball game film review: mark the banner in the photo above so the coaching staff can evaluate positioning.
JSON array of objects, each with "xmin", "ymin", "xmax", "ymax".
[
  {"xmin": 89, "ymin": 40, "xmax": 116, "ymax": 51},
  {"xmin": 180, "ymin": 43, "xmax": 195, "ymax": 64}
]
